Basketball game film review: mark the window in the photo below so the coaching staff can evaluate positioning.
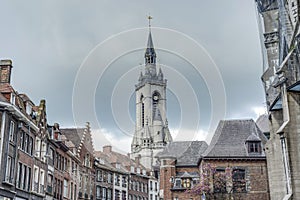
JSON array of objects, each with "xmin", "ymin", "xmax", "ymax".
[
  {"xmin": 115, "ymin": 190, "xmax": 120, "ymax": 199},
  {"xmin": 26, "ymin": 102, "xmax": 32, "ymax": 115},
  {"xmin": 63, "ymin": 179, "xmax": 68, "ymax": 197},
  {"xmin": 35, "ymin": 138, "xmax": 41, "ymax": 157},
  {"xmin": 248, "ymin": 142, "xmax": 261, "ymax": 153},
  {"xmin": 5, "ymin": 156, "xmax": 14, "ymax": 183},
  {"xmin": 122, "ymin": 191, "xmax": 126, "ymax": 199},
  {"xmin": 122, "ymin": 176, "xmax": 127, "ymax": 187},
  {"xmin": 40, "ymin": 170, "xmax": 45, "ymax": 193},
  {"xmin": 232, "ymin": 169, "xmax": 246, "ymax": 193},
  {"xmin": 85, "ymin": 154, "xmax": 91, "ymax": 167},
  {"xmin": 9, "ymin": 121, "xmax": 15, "ymax": 142},
  {"xmin": 96, "ymin": 186, "xmax": 101, "ymax": 199},
  {"xmin": 41, "ymin": 142, "xmax": 47, "ymax": 162},
  {"xmin": 97, "ymin": 170, "xmax": 103, "ymax": 182},
  {"xmin": 107, "ymin": 189, "xmax": 112, "ymax": 200},
  {"xmin": 150, "ymin": 181, "xmax": 153, "ymax": 190},
  {"xmin": 155, "ymin": 182, "xmax": 158, "ymax": 191},
  {"xmin": 10, "ymin": 93, "xmax": 16, "ymax": 105},
  {"xmin": 102, "ymin": 187, "xmax": 107, "ymax": 199},
  {"xmin": 182, "ymin": 178, "xmax": 191, "ymax": 188},
  {"xmin": 213, "ymin": 169, "xmax": 226, "ymax": 193},
  {"xmin": 174, "ymin": 179, "xmax": 181, "ymax": 188},
  {"xmin": 107, "ymin": 172, "xmax": 112, "ymax": 184},
  {"xmin": 115, "ymin": 174, "xmax": 120, "ymax": 186},
  {"xmin": 47, "ymin": 174, "xmax": 53, "ymax": 194},
  {"xmin": 17, "ymin": 163, "xmax": 31, "ymax": 191}
]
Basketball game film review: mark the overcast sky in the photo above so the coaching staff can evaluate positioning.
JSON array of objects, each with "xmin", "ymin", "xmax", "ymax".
[{"xmin": 0, "ymin": 0, "xmax": 266, "ymax": 152}]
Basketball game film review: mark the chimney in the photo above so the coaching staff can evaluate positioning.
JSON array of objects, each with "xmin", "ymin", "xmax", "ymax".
[
  {"xmin": 103, "ymin": 145, "xmax": 112, "ymax": 154},
  {"xmin": 0, "ymin": 59, "xmax": 13, "ymax": 84}
]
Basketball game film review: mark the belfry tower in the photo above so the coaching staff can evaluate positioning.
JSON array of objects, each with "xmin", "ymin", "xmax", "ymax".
[{"xmin": 131, "ymin": 17, "xmax": 172, "ymax": 169}]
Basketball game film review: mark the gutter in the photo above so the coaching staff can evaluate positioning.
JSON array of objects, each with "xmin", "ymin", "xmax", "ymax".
[
  {"xmin": 0, "ymin": 101, "xmax": 38, "ymax": 132},
  {"xmin": 276, "ymin": 80, "xmax": 292, "ymax": 200}
]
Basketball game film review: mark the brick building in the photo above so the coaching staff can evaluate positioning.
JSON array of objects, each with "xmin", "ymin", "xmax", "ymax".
[
  {"xmin": 201, "ymin": 119, "xmax": 269, "ymax": 199},
  {"xmin": 157, "ymin": 119, "xmax": 269, "ymax": 200},
  {"xmin": 0, "ymin": 59, "xmax": 49, "ymax": 200},
  {"xmin": 62, "ymin": 124, "xmax": 95, "ymax": 200},
  {"xmin": 157, "ymin": 141, "xmax": 208, "ymax": 200}
]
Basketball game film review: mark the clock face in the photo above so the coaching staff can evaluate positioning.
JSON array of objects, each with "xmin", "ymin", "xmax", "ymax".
[{"xmin": 153, "ymin": 95, "xmax": 158, "ymax": 100}]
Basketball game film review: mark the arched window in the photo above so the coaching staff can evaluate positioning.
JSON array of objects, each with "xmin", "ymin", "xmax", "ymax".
[{"xmin": 140, "ymin": 95, "xmax": 145, "ymax": 127}]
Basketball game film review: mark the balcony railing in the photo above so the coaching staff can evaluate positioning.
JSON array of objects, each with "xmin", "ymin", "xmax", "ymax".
[
  {"xmin": 40, "ymin": 184, "xmax": 45, "ymax": 193},
  {"xmin": 47, "ymin": 185, "xmax": 53, "ymax": 194},
  {"xmin": 33, "ymin": 182, "xmax": 39, "ymax": 193}
]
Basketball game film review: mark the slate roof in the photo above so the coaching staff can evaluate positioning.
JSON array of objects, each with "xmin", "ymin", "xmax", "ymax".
[
  {"xmin": 61, "ymin": 128, "xmax": 85, "ymax": 149},
  {"xmin": 95, "ymin": 148, "xmax": 147, "ymax": 174},
  {"xmin": 0, "ymin": 83, "xmax": 14, "ymax": 93},
  {"xmin": 256, "ymin": 114, "xmax": 270, "ymax": 133},
  {"xmin": 157, "ymin": 141, "xmax": 208, "ymax": 166},
  {"xmin": 203, "ymin": 119, "xmax": 267, "ymax": 158}
]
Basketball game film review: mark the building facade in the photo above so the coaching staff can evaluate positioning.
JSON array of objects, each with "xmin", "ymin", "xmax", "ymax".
[
  {"xmin": 201, "ymin": 119, "xmax": 269, "ymax": 200},
  {"xmin": 255, "ymin": 0, "xmax": 300, "ymax": 199},
  {"xmin": 157, "ymin": 119, "xmax": 270, "ymax": 200},
  {"xmin": 95, "ymin": 145, "xmax": 151, "ymax": 200},
  {"xmin": 131, "ymin": 25, "xmax": 172, "ymax": 169}
]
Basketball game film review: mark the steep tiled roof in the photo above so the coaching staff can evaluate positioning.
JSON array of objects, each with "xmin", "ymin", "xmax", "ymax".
[
  {"xmin": 157, "ymin": 141, "xmax": 208, "ymax": 166},
  {"xmin": 203, "ymin": 119, "xmax": 267, "ymax": 158},
  {"xmin": 0, "ymin": 83, "xmax": 14, "ymax": 93},
  {"xmin": 95, "ymin": 147, "xmax": 147, "ymax": 173},
  {"xmin": 61, "ymin": 128, "xmax": 85, "ymax": 148}
]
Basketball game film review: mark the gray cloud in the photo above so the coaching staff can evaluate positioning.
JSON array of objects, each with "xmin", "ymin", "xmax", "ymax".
[{"xmin": 1, "ymin": 1, "xmax": 265, "ymax": 147}]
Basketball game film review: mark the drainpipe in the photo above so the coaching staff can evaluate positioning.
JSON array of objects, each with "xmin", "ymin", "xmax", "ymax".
[{"xmin": 276, "ymin": 81, "xmax": 292, "ymax": 200}]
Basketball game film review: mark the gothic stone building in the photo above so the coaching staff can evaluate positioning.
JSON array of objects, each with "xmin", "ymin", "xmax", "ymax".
[
  {"xmin": 255, "ymin": 0, "xmax": 300, "ymax": 199},
  {"xmin": 131, "ymin": 26, "xmax": 172, "ymax": 170}
]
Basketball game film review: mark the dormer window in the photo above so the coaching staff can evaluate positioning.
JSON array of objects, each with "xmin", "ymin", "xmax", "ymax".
[
  {"xmin": 248, "ymin": 141, "xmax": 262, "ymax": 153},
  {"xmin": 246, "ymin": 133, "xmax": 262, "ymax": 154}
]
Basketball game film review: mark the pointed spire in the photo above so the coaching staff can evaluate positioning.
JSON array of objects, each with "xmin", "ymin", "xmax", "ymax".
[
  {"xmin": 158, "ymin": 66, "xmax": 163, "ymax": 80},
  {"xmin": 145, "ymin": 15, "xmax": 156, "ymax": 65}
]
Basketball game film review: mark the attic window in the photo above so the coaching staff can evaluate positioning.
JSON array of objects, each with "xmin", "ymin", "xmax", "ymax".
[
  {"xmin": 116, "ymin": 163, "xmax": 121, "ymax": 169},
  {"xmin": 248, "ymin": 141, "xmax": 261, "ymax": 153},
  {"xmin": 10, "ymin": 93, "xmax": 16, "ymax": 105},
  {"xmin": 26, "ymin": 102, "xmax": 32, "ymax": 115}
]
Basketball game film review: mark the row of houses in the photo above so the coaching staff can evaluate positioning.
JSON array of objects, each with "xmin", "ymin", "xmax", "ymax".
[
  {"xmin": 0, "ymin": 59, "xmax": 162, "ymax": 200},
  {"xmin": 0, "ymin": 58, "xmax": 271, "ymax": 200},
  {"xmin": 0, "ymin": 59, "xmax": 95, "ymax": 200}
]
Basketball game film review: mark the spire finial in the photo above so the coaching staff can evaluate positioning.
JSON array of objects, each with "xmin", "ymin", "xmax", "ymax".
[{"xmin": 148, "ymin": 15, "xmax": 152, "ymax": 28}]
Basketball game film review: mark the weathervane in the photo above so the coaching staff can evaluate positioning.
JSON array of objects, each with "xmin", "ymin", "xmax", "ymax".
[{"xmin": 148, "ymin": 15, "xmax": 152, "ymax": 28}]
